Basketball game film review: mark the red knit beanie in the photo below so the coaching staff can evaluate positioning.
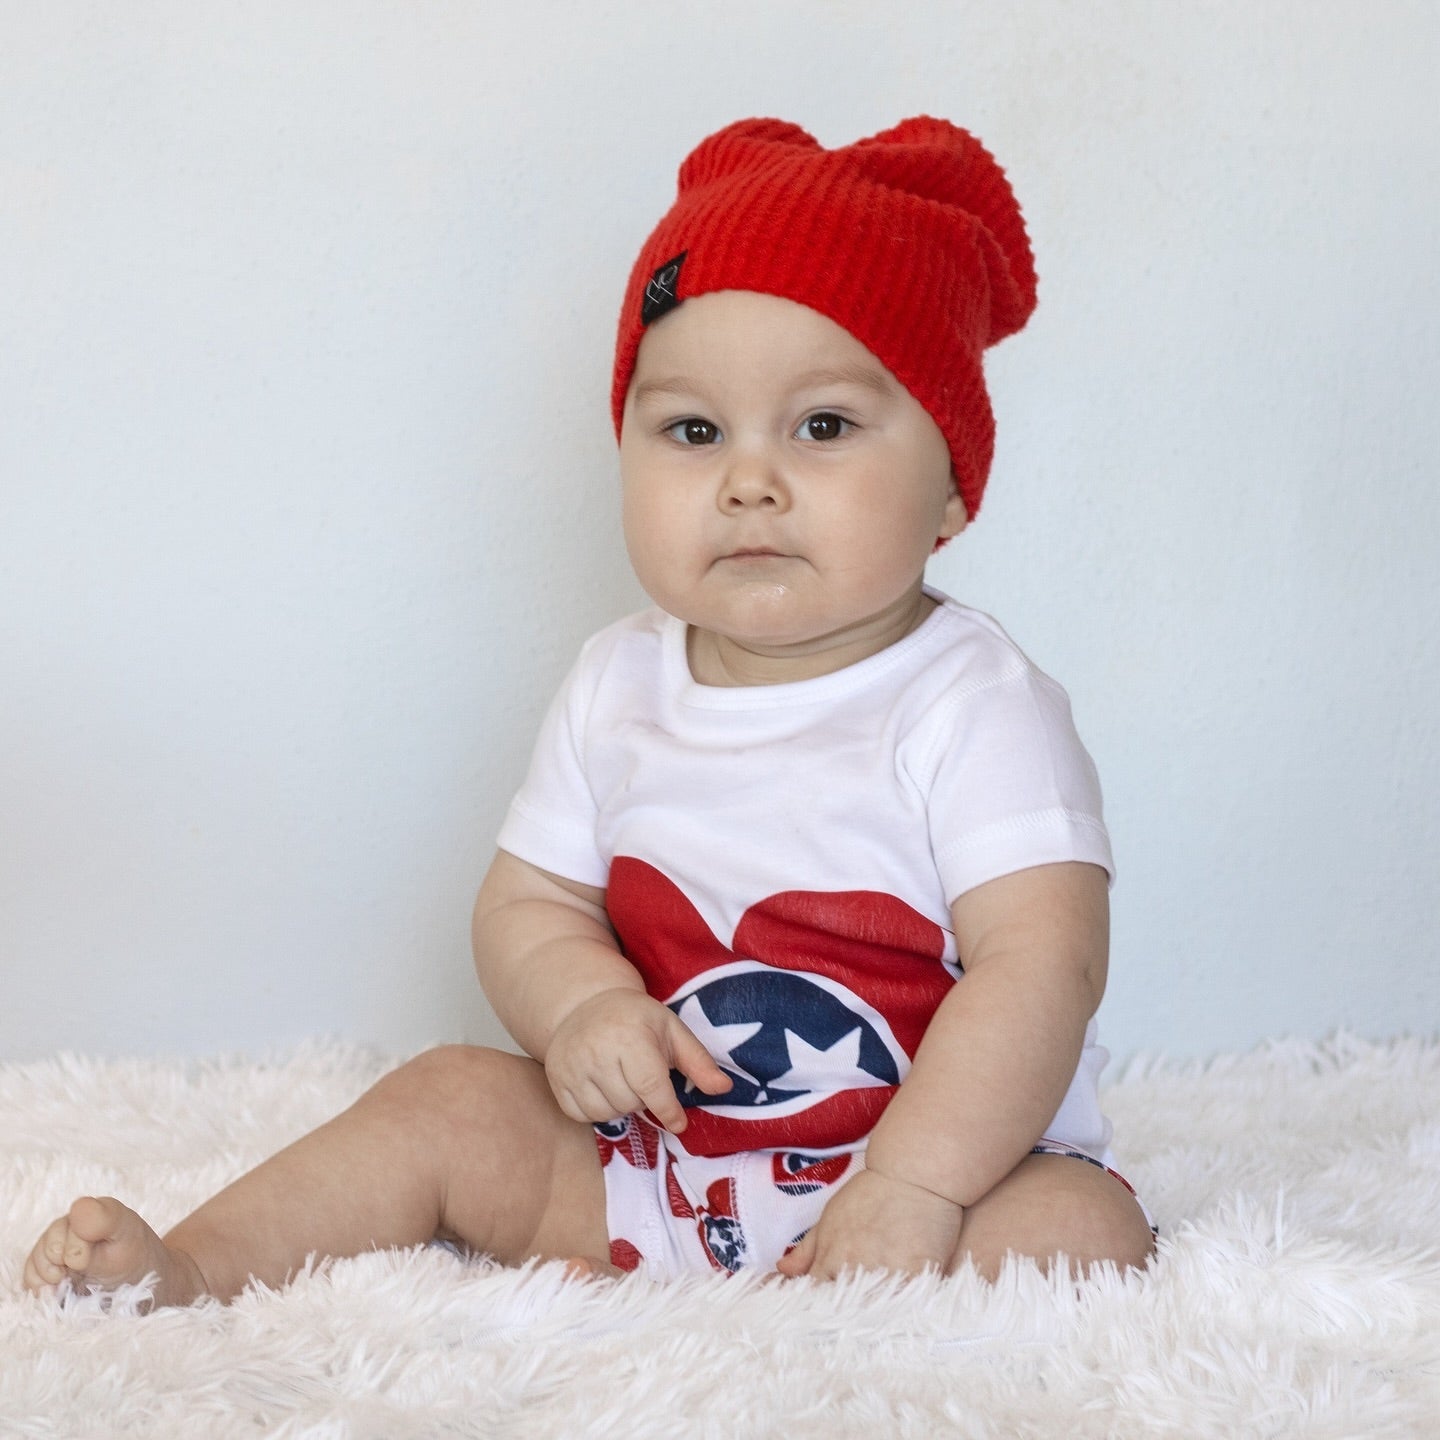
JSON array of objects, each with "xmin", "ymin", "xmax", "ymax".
[{"xmin": 611, "ymin": 117, "xmax": 1038, "ymax": 521}]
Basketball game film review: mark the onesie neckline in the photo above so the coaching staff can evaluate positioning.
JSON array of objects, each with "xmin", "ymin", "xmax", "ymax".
[{"xmin": 661, "ymin": 587, "xmax": 959, "ymax": 710}]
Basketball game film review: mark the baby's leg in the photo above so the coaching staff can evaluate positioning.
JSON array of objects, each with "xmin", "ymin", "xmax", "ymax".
[{"xmin": 23, "ymin": 1046, "xmax": 608, "ymax": 1306}]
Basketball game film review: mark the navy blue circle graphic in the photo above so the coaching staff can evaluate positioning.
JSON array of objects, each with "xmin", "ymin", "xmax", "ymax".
[{"xmin": 668, "ymin": 968, "xmax": 900, "ymax": 1109}]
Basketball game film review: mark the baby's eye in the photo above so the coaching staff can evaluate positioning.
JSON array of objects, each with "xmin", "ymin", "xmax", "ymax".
[
  {"xmin": 797, "ymin": 412, "xmax": 851, "ymax": 442},
  {"xmin": 665, "ymin": 418, "xmax": 721, "ymax": 445}
]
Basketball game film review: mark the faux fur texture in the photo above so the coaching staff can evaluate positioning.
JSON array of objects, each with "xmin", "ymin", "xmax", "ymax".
[{"xmin": 3, "ymin": 1035, "xmax": 1439, "ymax": 1438}]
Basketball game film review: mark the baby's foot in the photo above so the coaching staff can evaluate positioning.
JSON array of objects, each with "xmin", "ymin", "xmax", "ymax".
[{"xmin": 23, "ymin": 1196, "xmax": 206, "ymax": 1308}]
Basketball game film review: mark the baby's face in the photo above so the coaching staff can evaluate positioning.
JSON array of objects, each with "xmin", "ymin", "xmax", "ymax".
[{"xmin": 619, "ymin": 291, "xmax": 965, "ymax": 682}]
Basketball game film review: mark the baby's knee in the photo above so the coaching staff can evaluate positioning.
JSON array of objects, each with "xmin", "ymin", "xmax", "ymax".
[
  {"xmin": 370, "ymin": 1045, "xmax": 548, "ymax": 1138},
  {"xmin": 1049, "ymin": 1169, "xmax": 1156, "ymax": 1276},
  {"xmin": 1082, "ymin": 1194, "xmax": 1156, "ymax": 1275},
  {"xmin": 958, "ymin": 1153, "xmax": 1156, "ymax": 1280},
  {"xmin": 378, "ymin": 1044, "xmax": 516, "ymax": 1102}
]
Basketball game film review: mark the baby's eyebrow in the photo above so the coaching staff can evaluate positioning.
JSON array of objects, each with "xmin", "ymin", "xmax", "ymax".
[
  {"xmin": 789, "ymin": 364, "xmax": 899, "ymax": 397},
  {"xmin": 629, "ymin": 376, "xmax": 707, "ymax": 407}
]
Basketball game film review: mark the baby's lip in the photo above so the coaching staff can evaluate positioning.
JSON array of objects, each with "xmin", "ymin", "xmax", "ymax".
[{"xmin": 721, "ymin": 546, "xmax": 791, "ymax": 560}]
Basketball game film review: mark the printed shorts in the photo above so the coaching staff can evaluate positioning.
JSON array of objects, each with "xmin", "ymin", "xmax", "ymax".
[
  {"xmin": 594, "ymin": 1115, "xmax": 1152, "ymax": 1279},
  {"xmin": 594, "ymin": 1114, "xmax": 858, "ymax": 1276}
]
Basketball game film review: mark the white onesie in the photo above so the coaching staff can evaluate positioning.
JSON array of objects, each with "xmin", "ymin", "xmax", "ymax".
[{"xmin": 499, "ymin": 590, "xmax": 1126, "ymax": 1275}]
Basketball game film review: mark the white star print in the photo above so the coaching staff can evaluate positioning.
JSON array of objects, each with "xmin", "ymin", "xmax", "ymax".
[
  {"xmin": 766, "ymin": 1026, "xmax": 889, "ymax": 1095},
  {"xmin": 674, "ymin": 994, "xmax": 763, "ymax": 1088}
]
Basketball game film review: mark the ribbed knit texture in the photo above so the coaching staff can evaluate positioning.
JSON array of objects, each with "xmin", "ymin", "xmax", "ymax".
[{"xmin": 611, "ymin": 117, "xmax": 1038, "ymax": 521}]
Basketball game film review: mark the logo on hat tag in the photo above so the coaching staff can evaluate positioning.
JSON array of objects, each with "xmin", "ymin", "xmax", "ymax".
[{"xmin": 642, "ymin": 251, "xmax": 687, "ymax": 325}]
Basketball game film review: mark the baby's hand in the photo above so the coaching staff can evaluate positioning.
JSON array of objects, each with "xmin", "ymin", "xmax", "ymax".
[
  {"xmin": 544, "ymin": 988, "xmax": 732, "ymax": 1133},
  {"xmin": 775, "ymin": 1167, "xmax": 964, "ymax": 1281}
]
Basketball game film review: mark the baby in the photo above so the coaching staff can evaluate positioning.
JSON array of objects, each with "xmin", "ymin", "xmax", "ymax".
[{"xmin": 25, "ymin": 117, "xmax": 1154, "ymax": 1302}]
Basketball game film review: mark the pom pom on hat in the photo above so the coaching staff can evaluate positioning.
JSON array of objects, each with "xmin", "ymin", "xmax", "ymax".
[{"xmin": 611, "ymin": 116, "xmax": 1037, "ymax": 521}]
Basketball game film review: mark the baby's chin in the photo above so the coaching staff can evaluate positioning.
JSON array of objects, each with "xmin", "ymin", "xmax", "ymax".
[
  {"xmin": 685, "ymin": 602, "xmax": 831, "ymax": 657},
  {"xmin": 661, "ymin": 586, "xmax": 801, "ymax": 641}
]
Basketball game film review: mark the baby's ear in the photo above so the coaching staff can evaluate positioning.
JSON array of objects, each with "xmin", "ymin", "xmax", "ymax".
[{"xmin": 937, "ymin": 486, "xmax": 969, "ymax": 545}]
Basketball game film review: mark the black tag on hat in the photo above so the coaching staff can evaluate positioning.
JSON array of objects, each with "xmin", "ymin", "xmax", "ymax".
[{"xmin": 641, "ymin": 251, "xmax": 687, "ymax": 325}]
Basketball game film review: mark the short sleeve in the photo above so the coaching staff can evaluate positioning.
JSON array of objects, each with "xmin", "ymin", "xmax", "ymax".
[
  {"xmin": 922, "ymin": 664, "xmax": 1113, "ymax": 903},
  {"xmin": 495, "ymin": 647, "xmax": 609, "ymax": 889}
]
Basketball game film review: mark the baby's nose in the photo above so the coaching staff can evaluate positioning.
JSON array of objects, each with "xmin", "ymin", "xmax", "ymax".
[{"xmin": 718, "ymin": 448, "xmax": 787, "ymax": 510}]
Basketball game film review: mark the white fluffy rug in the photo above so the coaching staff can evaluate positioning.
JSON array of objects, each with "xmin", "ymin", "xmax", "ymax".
[{"xmin": 3, "ymin": 1035, "xmax": 1439, "ymax": 1438}]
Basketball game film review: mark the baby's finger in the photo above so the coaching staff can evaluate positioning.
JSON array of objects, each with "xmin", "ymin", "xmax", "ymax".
[
  {"xmin": 775, "ymin": 1230, "xmax": 817, "ymax": 1279},
  {"xmin": 554, "ymin": 1077, "xmax": 625, "ymax": 1125},
  {"xmin": 666, "ymin": 1018, "xmax": 734, "ymax": 1096},
  {"xmin": 562, "ymin": 1254, "xmax": 622, "ymax": 1281},
  {"xmin": 551, "ymin": 1084, "xmax": 591, "ymax": 1125},
  {"xmin": 624, "ymin": 1060, "xmax": 689, "ymax": 1134},
  {"xmin": 580, "ymin": 1075, "xmax": 644, "ymax": 1124}
]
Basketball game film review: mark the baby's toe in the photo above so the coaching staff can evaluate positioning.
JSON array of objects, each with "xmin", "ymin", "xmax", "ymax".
[
  {"xmin": 67, "ymin": 1195, "xmax": 124, "ymax": 1244},
  {"xmin": 62, "ymin": 1226, "xmax": 96, "ymax": 1270},
  {"xmin": 21, "ymin": 1251, "xmax": 49, "ymax": 1293},
  {"xmin": 25, "ymin": 1220, "xmax": 76, "ymax": 1289}
]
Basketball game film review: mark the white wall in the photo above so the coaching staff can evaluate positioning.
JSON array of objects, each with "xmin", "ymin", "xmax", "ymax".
[{"xmin": 2, "ymin": 1, "xmax": 1436, "ymax": 1064}]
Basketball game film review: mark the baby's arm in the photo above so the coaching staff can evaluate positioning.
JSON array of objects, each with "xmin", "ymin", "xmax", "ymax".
[
  {"xmin": 778, "ymin": 860, "xmax": 1107, "ymax": 1278},
  {"xmin": 473, "ymin": 850, "xmax": 731, "ymax": 1132}
]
